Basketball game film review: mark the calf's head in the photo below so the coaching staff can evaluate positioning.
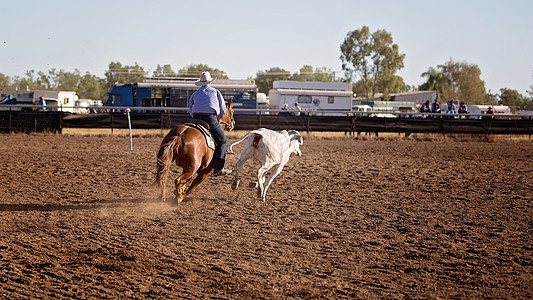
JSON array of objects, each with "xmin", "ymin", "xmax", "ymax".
[{"xmin": 288, "ymin": 130, "xmax": 303, "ymax": 156}]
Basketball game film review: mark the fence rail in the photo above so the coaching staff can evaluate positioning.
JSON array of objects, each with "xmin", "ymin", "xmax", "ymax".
[{"xmin": 1, "ymin": 105, "xmax": 532, "ymax": 136}]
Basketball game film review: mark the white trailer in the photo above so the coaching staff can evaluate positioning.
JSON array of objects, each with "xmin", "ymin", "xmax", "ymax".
[
  {"xmin": 0, "ymin": 90, "xmax": 78, "ymax": 112},
  {"xmin": 269, "ymin": 81, "xmax": 353, "ymax": 116}
]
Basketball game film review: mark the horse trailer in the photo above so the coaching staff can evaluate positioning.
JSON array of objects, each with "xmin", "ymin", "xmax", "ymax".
[{"xmin": 105, "ymin": 77, "xmax": 259, "ymax": 113}]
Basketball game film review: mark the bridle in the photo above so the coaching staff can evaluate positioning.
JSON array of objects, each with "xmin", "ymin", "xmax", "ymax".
[{"xmin": 220, "ymin": 107, "xmax": 235, "ymax": 131}]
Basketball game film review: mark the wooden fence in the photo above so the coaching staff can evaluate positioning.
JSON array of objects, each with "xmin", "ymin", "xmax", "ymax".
[{"xmin": 1, "ymin": 110, "xmax": 532, "ymax": 136}]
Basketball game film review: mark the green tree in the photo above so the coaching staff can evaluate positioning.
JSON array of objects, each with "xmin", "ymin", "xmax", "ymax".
[
  {"xmin": 313, "ymin": 66, "xmax": 337, "ymax": 82},
  {"xmin": 419, "ymin": 67, "xmax": 445, "ymax": 99},
  {"xmin": 153, "ymin": 64, "xmax": 177, "ymax": 77},
  {"xmin": 353, "ymin": 75, "xmax": 410, "ymax": 99},
  {"xmin": 340, "ymin": 26, "xmax": 405, "ymax": 100},
  {"xmin": 77, "ymin": 73, "xmax": 106, "ymax": 100},
  {"xmin": 105, "ymin": 61, "xmax": 147, "ymax": 88},
  {"xmin": 291, "ymin": 65, "xmax": 337, "ymax": 82},
  {"xmin": 254, "ymin": 67, "xmax": 291, "ymax": 94},
  {"xmin": 176, "ymin": 64, "xmax": 228, "ymax": 79},
  {"xmin": 0, "ymin": 73, "xmax": 9, "ymax": 90},
  {"xmin": 11, "ymin": 70, "xmax": 42, "ymax": 90},
  {"xmin": 485, "ymin": 91, "xmax": 499, "ymax": 106},
  {"xmin": 291, "ymin": 65, "xmax": 314, "ymax": 81},
  {"xmin": 438, "ymin": 59, "xmax": 486, "ymax": 104},
  {"xmin": 51, "ymin": 69, "xmax": 81, "ymax": 91}
]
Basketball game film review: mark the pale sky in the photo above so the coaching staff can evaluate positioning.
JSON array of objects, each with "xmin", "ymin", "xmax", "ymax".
[{"xmin": 2, "ymin": 0, "xmax": 532, "ymax": 94}]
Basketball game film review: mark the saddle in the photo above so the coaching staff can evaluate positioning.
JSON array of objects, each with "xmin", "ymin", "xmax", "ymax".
[{"xmin": 185, "ymin": 120, "xmax": 216, "ymax": 150}]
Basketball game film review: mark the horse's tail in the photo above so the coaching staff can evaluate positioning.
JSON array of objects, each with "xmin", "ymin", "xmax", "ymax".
[{"xmin": 155, "ymin": 133, "xmax": 182, "ymax": 200}]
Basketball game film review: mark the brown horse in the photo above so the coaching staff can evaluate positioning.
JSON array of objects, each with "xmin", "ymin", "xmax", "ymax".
[{"xmin": 155, "ymin": 99, "xmax": 234, "ymax": 202}]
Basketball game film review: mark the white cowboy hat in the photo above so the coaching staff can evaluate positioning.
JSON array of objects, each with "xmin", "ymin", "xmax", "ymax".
[{"xmin": 195, "ymin": 71, "xmax": 216, "ymax": 86}]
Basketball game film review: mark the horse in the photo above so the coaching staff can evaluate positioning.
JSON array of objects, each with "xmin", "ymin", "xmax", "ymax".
[{"xmin": 155, "ymin": 98, "xmax": 234, "ymax": 202}]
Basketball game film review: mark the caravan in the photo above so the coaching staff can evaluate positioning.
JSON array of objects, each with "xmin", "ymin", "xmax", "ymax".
[
  {"xmin": 467, "ymin": 105, "xmax": 512, "ymax": 119},
  {"xmin": 269, "ymin": 81, "xmax": 353, "ymax": 116},
  {"xmin": 0, "ymin": 90, "xmax": 77, "ymax": 112}
]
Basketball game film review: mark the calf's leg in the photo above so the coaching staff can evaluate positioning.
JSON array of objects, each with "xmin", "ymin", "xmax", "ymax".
[{"xmin": 261, "ymin": 165, "xmax": 284, "ymax": 202}]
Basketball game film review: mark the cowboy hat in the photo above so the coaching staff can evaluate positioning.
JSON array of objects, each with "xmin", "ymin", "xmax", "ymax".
[{"xmin": 195, "ymin": 71, "xmax": 216, "ymax": 86}]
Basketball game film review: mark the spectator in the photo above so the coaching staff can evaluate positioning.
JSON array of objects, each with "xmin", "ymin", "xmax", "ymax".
[
  {"xmin": 291, "ymin": 102, "xmax": 302, "ymax": 116},
  {"xmin": 38, "ymin": 96, "xmax": 46, "ymax": 112},
  {"xmin": 419, "ymin": 100, "xmax": 431, "ymax": 117},
  {"xmin": 458, "ymin": 101, "xmax": 468, "ymax": 114},
  {"xmin": 446, "ymin": 100, "xmax": 456, "ymax": 114},
  {"xmin": 431, "ymin": 99, "xmax": 441, "ymax": 118},
  {"xmin": 280, "ymin": 103, "xmax": 290, "ymax": 115},
  {"xmin": 458, "ymin": 101, "xmax": 468, "ymax": 119}
]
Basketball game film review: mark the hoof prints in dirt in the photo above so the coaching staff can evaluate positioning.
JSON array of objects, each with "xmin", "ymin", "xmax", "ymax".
[{"xmin": 0, "ymin": 135, "xmax": 532, "ymax": 298}]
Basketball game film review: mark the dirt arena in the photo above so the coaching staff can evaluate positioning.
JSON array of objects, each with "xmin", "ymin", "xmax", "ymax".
[{"xmin": 0, "ymin": 132, "xmax": 531, "ymax": 299}]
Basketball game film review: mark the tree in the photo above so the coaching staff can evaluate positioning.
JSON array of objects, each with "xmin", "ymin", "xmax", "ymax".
[
  {"xmin": 105, "ymin": 61, "xmax": 147, "ymax": 88},
  {"xmin": 153, "ymin": 64, "xmax": 177, "ymax": 77},
  {"xmin": 176, "ymin": 64, "xmax": 228, "ymax": 79},
  {"xmin": 498, "ymin": 88, "xmax": 523, "ymax": 112},
  {"xmin": 438, "ymin": 59, "xmax": 486, "ymax": 104},
  {"xmin": 419, "ymin": 67, "xmax": 445, "ymax": 99},
  {"xmin": 10, "ymin": 70, "xmax": 41, "ymax": 90},
  {"xmin": 340, "ymin": 26, "xmax": 405, "ymax": 100},
  {"xmin": 254, "ymin": 67, "xmax": 291, "ymax": 94},
  {"xmin": 291, "ymin": 65, "xmax": 337, "ymax": 82},
  {"xmin": 485, "ymin": 91, "xmax": 499, "ymax": 106},
  {"xmin": 291, "ymin": 65, "xmax": 314, "ymax": 81},
  {"xmin": 353, "ymin": 75, "xmax": 410, "ymax": 99},
  {"xmin": 77, "ymin": 73, "xmax": 106, "ymax": 100},
  {"xmin": 0, "ymin": 73, "xmax": 10, "ymax": 90}
]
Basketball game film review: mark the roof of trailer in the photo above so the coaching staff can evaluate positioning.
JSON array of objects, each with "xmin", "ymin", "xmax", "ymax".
[
  {"xmin": 271, "ymin": 89, "xmax": 353, "ymax": 97},
  {"xmin": 136, "ymin": 82, "xmax": 257, "ymax": 90}
]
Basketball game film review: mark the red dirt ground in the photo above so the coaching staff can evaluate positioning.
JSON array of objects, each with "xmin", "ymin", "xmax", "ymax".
[{"xmin": 0, "ymin": 134, "xmax": 531, "ymax": 299}]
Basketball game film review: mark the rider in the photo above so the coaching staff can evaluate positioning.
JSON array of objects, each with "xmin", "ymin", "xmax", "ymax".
[{"xmin": 188, "ymin": 71, "xmax": 232, "ymax": 176}]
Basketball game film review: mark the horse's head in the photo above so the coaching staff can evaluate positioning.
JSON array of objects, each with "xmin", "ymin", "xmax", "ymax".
[{"xmin": 220, "ymin": 97, "xmax": 235, "ymax": 131}]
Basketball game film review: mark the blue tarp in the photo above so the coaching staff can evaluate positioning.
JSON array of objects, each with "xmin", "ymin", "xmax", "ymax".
[{"xmin": 0, "ymin": 95, "xmax": 16, "ymax": 104}]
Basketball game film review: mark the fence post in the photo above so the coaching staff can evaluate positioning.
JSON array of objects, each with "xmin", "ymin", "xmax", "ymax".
[
  {"xmin": 160, "ymin": 110, "xmax": 164, "ymax": 130},
  {"xmin": 258, "ymin": 111, "xmax": 262, "ymax": 128},
  {"xmin": 8, "ymin": 106, "xmax": 11, "ymax": 133},
  {"xmin": 440, "ymin": 116, "xmax": 445, "ymax": 136},
  {"xmin": 527, "ymin": 116, "xmax": 531, "ymax": 139},
  {"xmin": 351, "ymin": 116, "xmax": 357, "ymax": 136},
  {"xmin": 110, "ymin": 111, "xmax": 114, "ymax": 134},
  {"xmin": 58, "ymin": 109, "xmax": 63, "ymax": 134},
  {"xmin": 306, "ymin": 115, "xmax": 310, "ymax": 134}
]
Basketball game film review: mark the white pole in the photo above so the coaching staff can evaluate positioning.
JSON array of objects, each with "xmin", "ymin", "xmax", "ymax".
[{"xmin": 124, "ymin": 108, "xmax": 133, "ymax": 151}]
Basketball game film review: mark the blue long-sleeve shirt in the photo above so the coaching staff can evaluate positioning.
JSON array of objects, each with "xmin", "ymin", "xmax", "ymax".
[{"xmin": 188, "ymin": 85, "xmax": 226, "ymax": 119}]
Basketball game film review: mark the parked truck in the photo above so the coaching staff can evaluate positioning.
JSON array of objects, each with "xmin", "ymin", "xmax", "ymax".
[{"xmin": 105, "ymin": 77, "xmax": 259, "ymax": 113}]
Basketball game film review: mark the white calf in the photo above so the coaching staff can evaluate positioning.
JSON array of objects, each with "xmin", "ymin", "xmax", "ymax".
[{"xmin": 228, "ymin": 128, "xmax": 303, "ymax": 201}]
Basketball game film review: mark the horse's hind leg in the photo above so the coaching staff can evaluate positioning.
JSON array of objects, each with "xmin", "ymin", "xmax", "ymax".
[
  {"xmin": 174, "ymin": 170, "xmax": 195, "ymax": 203},
  {"xmin": 184, "ymin": 167, "xmax": 213, "ymax": 197}
]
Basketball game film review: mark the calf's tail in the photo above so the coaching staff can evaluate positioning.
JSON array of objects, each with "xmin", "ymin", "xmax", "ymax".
[{"xmin": 228, "ymin": 131, "xmax": 254, "ymax": 154}]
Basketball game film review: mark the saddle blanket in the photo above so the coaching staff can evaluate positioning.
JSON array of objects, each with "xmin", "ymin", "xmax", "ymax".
[{"xmin": 184, "ymin": 122, "xmax": 216, "ymax": 150}]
